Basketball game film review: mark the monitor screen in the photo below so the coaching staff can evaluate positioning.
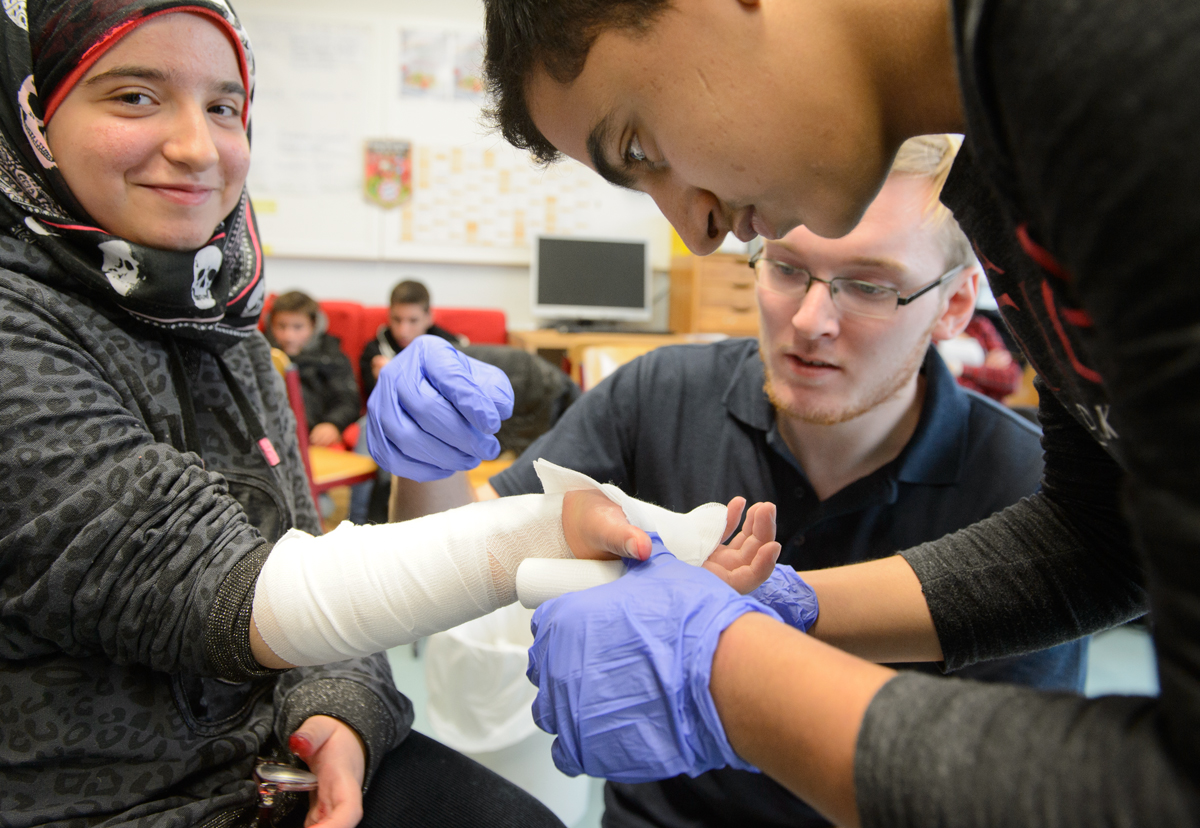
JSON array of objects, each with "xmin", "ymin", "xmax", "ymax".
[{"xmin": 532, "ymin": 235, "xmax": 652, "ymax": 322}]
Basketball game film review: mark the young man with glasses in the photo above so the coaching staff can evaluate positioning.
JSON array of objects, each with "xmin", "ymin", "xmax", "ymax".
[{"xmin": 482, "ymin": 136, "xmax": 1083, "ymax": 828}]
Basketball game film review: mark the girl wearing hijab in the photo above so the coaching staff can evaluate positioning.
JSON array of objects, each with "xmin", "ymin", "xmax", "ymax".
[{"xmin": 0, "ymin": 2, "xmax": 785, "ymax": 825}]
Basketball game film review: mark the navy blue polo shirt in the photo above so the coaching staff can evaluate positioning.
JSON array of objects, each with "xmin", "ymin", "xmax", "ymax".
[{"xmin": 493, "ymin": 337, "xmax": 1086, "ymax": 828}]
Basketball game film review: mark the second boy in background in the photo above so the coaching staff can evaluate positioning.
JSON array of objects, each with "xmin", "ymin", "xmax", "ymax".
[
  {"xmin": 360, "ymin": 279, "xmax": 466, "ymax": 399},
  {"xmin": 352, "ymin": 278, "xmax": 467, "ymax": 523}
]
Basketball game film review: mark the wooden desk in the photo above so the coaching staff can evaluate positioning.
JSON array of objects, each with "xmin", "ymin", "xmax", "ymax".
[
  {"xmin": 508, "ymin": 329, "xmax": 723, "ymax": 383},
  {"xmin": 467, "ymin": 456, "xmax": 514, "ymax": 490},
  {"xmin": 1003, "ymin": 364, "xmax": 1040, "ymax": 408},
  {"xmin": 308, "ymin": 446, "xmax": 377, "ymax": 489}
]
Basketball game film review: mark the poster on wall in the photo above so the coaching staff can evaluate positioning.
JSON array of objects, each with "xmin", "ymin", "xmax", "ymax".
[
  {"xmin": 395, "ymin": 142, "xmax": 652, "ymax": 250},
  {"xmin": 453, "ymin": 33, "xmax": 485, "ymax": 102},
  {"xmin": 364, "ymin": 140, "xmax": 412, "ymax": 208},
  {"xmin": 400, "ymin": 29, "xmax": 449, "ymax": 97}
]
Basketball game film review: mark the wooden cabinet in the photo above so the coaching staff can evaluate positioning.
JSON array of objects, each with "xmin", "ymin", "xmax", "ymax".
[
  {"xmin": 508, "ymin": 329, "xmax": 706, "ymax": 385},
  {"xmin": 669, "ymin": 253, "xmax": 758, "ymax": 336}
]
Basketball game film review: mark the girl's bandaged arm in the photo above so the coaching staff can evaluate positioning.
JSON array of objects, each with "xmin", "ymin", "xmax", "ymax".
[{"xmin": 251, "ymin": 459, "xmax": 728, "ymax": 668}]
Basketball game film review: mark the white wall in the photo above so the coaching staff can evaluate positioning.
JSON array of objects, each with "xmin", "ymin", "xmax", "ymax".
[{"xmin": 239, "ymin": 0, "xmax": 673, "ymax": 331}]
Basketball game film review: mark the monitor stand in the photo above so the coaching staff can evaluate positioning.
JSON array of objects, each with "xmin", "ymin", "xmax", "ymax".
[{"xmin": 548, "ymin": 320, "xmax": 633, "ymax": 334}]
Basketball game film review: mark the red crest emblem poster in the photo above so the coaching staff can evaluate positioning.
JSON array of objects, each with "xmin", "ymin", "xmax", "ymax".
[{"xmin": 364, "ymin": 140, "xmax": 412, "ymax": 208}]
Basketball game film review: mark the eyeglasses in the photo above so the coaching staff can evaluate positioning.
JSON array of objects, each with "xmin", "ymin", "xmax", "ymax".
[{"xmin": 748, "ymin": 251, "xmax": 966, "ymax": 320}]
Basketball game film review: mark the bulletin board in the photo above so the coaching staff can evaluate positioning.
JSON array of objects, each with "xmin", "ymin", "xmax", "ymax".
[{"xmin": 240, "ymin": 9, "xmax": 672, "ymax": 267}]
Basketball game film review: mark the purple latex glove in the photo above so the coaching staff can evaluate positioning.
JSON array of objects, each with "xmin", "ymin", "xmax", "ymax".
[
  {"xmin": 750, "ymin": 564, "xmax": 819, "ymax": 632},
  {"xmin": 366, "ymin": 335, "xmax": 514, "ymax": 481},
  {"xmin": 527, "ymin": 534, "xmax": 782, "ymax": 783}
]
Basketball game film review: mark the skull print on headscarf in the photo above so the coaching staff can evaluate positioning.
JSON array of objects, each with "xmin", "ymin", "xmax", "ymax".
[{"xmin": 0, "ymin": 0, "xmax": 264, "ymax": 350}]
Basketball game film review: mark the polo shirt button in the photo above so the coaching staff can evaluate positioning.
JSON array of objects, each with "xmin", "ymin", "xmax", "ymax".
[{"xmin": 794, "ymin": 535, "xmax": 805, "ymax": 546}]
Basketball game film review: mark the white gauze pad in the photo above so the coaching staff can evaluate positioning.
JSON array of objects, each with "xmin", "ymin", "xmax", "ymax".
[
  {"xmin": 515, "ymin": 459, "xmax": 728, "ymax": 608},
  {"xmin": 254, "ymin": 493, "xmax": 572, "ymax": 666}
]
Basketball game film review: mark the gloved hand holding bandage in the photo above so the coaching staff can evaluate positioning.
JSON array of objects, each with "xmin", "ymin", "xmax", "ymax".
[
  {"xmin": 515, "ymin": 459, "xmax": 732, "ymax": 608},
  {"xmin": 527, "ymin": 539, "xmax": 783, "ymax": 782},
  {"xmin": 251, "ymin": 460, "xmax": 734, "ymax": 667},
  {"xmin": 514, "ymin": 459, "xmax": 791, "ymax": 607}
]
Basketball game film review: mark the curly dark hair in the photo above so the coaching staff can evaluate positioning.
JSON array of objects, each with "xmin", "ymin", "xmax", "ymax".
[{"xmin": 483, "ymin": 0, "xmax": 672, "ymax": 165}]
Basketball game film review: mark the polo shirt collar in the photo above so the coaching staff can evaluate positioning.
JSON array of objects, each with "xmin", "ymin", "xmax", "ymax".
[
  {"xmin": 723, "ymin": 344, "xmax": 972, "ymax": 488},
  {"xmin": 894, "ymin": 347, "xmax": 971, "ymax": 485},
  {"xmin": 723, "ymin": 343, "xmax": 775, "ymax": 433}
]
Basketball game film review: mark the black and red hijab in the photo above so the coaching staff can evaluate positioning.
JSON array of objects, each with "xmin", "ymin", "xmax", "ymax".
[{"xmin": 0, "ymin": 0, "xmax": 264, "ymax": 348}]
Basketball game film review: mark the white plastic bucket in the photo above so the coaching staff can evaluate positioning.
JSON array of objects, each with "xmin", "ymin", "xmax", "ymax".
[{"xmin": 425, "ymin": 604, "xmax": 590, "ymax": 825}]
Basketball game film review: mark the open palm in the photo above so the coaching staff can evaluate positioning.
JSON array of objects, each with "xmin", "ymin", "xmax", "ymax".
[{"xmin": 704, "ymin": 498, "xmax": 781, "ymax": 594}]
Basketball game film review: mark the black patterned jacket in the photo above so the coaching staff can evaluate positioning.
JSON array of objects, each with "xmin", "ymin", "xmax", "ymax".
[{"xmin": 0, "ymin": 262, "xmax": 412, "ymax": 827}]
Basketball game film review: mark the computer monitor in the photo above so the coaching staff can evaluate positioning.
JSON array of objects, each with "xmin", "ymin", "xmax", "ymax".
[{"xmin": 531, "ymin": 235, "xmax": 652, "ymax": 324}]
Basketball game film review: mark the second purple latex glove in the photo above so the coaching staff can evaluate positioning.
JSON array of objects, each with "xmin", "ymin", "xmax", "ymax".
[
  {"xmin": 750, "ymin": 564, "xmax": 819, "ymax": 631},
  {"xmin": 366, "ymin": 335, "xmax": 514, "ymax": 481}
]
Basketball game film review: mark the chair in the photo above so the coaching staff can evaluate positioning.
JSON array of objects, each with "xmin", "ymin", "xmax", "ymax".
[
  {"xmin": 271, "ymin": 349, "xmax": 378, "ymax": 512},
  {"xmin": 1003, "ymin": 363, "xmax": 1040, "ymax": 408},
  {"xmin": 576, "ymin": 343, "xmax": 660, "ymax": 391},
  {"xmin": 432, "ymin": 307, "xmax": 508, "ymax": 345}
]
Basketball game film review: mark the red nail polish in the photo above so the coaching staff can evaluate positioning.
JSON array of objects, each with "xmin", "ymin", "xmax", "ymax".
[{"xmin": 289, "ymin": 733, "xmax": 312, "ymax": 757}]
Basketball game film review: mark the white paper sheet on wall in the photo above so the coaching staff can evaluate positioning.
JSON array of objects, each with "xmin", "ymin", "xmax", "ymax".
[
  {"xmin": 400, "ymin": 29, "xmax": 451, "ymax": 98},
  {"xmin": 240, "ymin": 10, "xmax": 669, "ymax": 266},
  {"xmin": 244, "ymin": 14, "xmax": 384, "ymax": 258},
  {"xmin": 452, "ymin": 33, "xmax": 485, "ymax": 102}
]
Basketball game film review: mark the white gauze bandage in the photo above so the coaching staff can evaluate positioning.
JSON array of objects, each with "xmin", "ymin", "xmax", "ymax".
[
  {"xmin": 253, "ymin": 493, "xmax": 572, "ymax": 666},
  {"xmin": 515, "ymin": 459, "xmax": 729, "ymax": 608}
]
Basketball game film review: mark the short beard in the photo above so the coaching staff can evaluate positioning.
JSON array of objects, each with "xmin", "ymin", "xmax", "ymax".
[{"xmin": 760, "ymin": 325, "xmax": 934, "ymax": 426}]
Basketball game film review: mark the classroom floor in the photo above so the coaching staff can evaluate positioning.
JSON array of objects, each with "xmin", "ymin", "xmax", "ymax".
[{"xmin": 386, "ymin": 622, "xmax": 1158, "ymax": 828}]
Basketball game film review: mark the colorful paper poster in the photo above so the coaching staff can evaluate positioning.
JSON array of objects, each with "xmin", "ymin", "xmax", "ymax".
[
  {"xmin": 400, "ymin": 29, "xmax": 449, "ymax": 98},
  {"xmin": 453, "ymin": 33, "xmax": 485, "ymax": 101},
  {"xmin": 364, "ymin": 140, "xmax": 412, "ymax": 208}
]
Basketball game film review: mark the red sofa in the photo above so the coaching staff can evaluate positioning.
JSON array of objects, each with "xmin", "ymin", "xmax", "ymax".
[{"xmin": 261, "ymin": 294, "xmax": 507, "ymax": 392}]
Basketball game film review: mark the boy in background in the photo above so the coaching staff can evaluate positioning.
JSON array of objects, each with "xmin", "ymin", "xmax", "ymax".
[
  {"xmin": 353, "ymin": 279, "xmax": 464, "ymax": 523},
  {"xmin": 267, "ymin": 290, "xmax": 360, "ymax": 447},
  {"xmin": 360, "ymin": 279, "xmax": 465, "ymax": 399}
]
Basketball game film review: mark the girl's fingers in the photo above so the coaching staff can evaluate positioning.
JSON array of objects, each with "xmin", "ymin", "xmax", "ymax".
[
  {"xmin": 722, "ymin": 496, "xmax": 747, "ymax": 545},
  {"xmin": 748, "ymin": 501, "xmax": 777, "ymax": 544}
]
